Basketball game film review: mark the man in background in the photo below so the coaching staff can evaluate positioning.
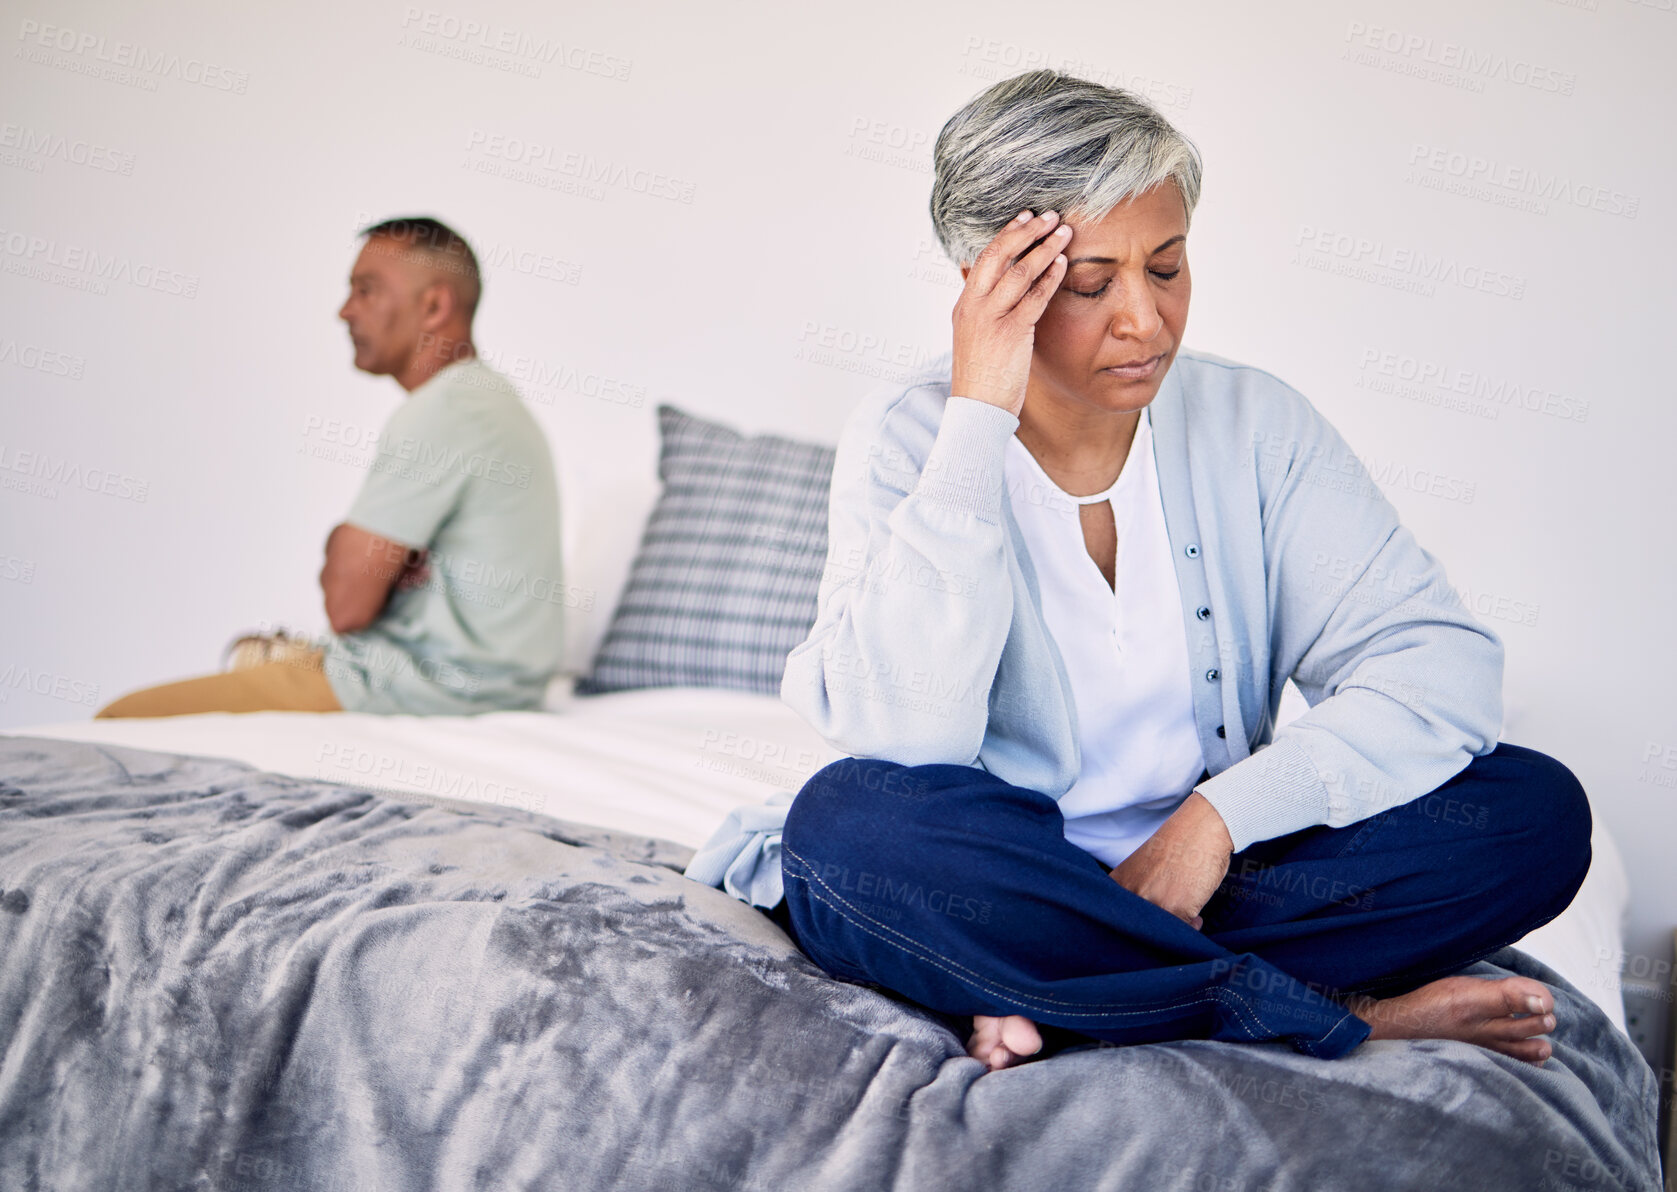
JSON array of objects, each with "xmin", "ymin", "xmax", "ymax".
[{"xmin": 97, "ymin": 216, "xmax": 567, "ymax": 717}]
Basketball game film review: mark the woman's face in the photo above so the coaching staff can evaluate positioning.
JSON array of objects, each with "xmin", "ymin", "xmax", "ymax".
[{"xmin": 1027, "ymin": 179, "xmax": 1191, "ymax": 416}]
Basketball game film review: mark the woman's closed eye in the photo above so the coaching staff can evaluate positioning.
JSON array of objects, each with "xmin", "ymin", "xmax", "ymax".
[{"xmin": 1068, "ymin": 270, "xmax": 1180, "ymax": 299}]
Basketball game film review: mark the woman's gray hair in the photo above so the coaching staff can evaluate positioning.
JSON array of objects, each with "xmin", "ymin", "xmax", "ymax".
[{"xmin": 930, "ymin": 70, "xmax": 1203, "ymax": 268}]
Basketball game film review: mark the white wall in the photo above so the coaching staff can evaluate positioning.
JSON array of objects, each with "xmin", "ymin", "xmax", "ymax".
[{"xmin": 3, "ymin": 0, "xmax": 1673, "ymax": 1054}]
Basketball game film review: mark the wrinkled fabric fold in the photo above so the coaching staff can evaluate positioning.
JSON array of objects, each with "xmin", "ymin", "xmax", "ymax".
[{"xmin": 683, "ymin": 791, "xmax": 793, "ymax": 907}]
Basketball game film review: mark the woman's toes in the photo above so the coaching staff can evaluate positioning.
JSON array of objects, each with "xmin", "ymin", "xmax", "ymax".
[
  {"xmin": 999, "ymin": 1015, "xmax": 1042, "ymax": 1059},
  {"xmin": 967, "ymin": 1016, "xmax": 1001, "ymax": 1063},
  {"xmin": 1496, "ymin": 977, "xmax": 1553, "ymax": 1019},
  {"xmin": 1487, "ymin": 1011, "xmax": 1556, "ymax": 1041},
  {"xmin": 968, "ymin": 1015, "xmax": 1039, "ymax": 1070},
  {"xmin": 1490, "ymin": 1035, "xmax": 1553, "ymax": 1065}
]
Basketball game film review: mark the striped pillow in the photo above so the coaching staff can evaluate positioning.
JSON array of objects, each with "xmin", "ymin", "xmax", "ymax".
[{"xmin": 575, "ymin": 405, "xmax": 835, "ymax": 695}]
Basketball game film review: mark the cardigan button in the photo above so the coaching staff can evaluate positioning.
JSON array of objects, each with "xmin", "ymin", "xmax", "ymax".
[
  {"xmin": 1195, "ymin": 606, "xmax": 1211, "ymax": 620},
  {"xmin": 1216, "ymin": 725, "xmax": 1226, "ymax": 738},
  {"xmin": 1205, "ymin": 668, "xmax": 1220, "ymax": 682},
  {"xmin": 1184, "ymin": 543, "xmax": 1200, "ymax": 558}
]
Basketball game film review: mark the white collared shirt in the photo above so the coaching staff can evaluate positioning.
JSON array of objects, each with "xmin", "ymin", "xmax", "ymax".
[{"xmin": 1002, "ymin": 405, "xmax": 1208, "ymax": 868}]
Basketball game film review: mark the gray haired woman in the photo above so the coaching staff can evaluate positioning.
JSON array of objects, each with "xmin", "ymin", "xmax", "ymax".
[{"xmin": 687, "ymin": 69, "xmax": 1591, "ymax": 1070}]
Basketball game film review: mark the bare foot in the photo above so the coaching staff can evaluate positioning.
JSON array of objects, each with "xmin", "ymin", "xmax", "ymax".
[
  {"xmin": 967, "ymin": 1014, "xmax": 1043, "ymax": 1071},
  {"xmin": 1350, "ymin": 975, "xmax": 1558, "ymax": 1065}
]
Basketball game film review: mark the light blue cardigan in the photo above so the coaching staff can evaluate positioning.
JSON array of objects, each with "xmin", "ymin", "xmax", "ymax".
[{"xmin": 685, "ymin": 348, "xmax": 1504, "ymax": 908}]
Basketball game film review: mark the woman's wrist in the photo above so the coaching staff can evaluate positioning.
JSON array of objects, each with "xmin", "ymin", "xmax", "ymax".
[
  {"xmin": 950, "ymin": 361, "xmax": 1026, "ymax": 417},
  {"xmin": 1181, "ymin": 789, "xmax": 1235, "ymax": 856},
  {"xmin": 913, "ymin": 395, "xmax": 1018, "ymax": 518}
]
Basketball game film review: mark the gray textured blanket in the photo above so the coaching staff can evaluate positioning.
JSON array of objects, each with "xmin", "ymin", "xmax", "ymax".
[{"xmin": 0, "ymin": 735, "xmax": 1660, "ymax": 1191}]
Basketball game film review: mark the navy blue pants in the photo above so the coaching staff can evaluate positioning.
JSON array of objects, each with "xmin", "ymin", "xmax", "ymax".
[{"xmin": 778, "ymin": 743, "xmax": 1591, "ymax": 1059}]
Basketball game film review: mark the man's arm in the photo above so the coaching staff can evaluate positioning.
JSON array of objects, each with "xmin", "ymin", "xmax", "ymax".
[{"xmin": 319, "ymin": 522, "xmax": 422, "ymax": 635}]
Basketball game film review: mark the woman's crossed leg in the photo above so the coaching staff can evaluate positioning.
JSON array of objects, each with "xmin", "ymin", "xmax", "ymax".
[{"xmin": 779, "ymin": 744, "xmax": 1591, "ymax": 1068}]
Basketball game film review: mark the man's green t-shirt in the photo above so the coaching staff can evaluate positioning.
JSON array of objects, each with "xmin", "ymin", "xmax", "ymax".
[{"xmin": 323, "ymin": 357, "xmax": 568, "ymax": 714}]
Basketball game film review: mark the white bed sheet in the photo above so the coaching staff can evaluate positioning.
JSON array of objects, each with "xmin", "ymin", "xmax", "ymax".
[
  {"xmin": 17, "ymin": 684, "xmax": 1629, "ymax": 1034},
  {"xmin": 21, "ymin": 684, "xmax": 843, "ymax": 854}
]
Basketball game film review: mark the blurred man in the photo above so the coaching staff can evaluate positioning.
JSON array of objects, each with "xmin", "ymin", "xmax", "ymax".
[{"xmin": 97, "ymin": 216, "xmax": 567, "ymax": 717}]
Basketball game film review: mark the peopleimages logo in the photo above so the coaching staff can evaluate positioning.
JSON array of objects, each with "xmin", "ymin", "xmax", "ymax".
[
  {"xmin": 1293, "ymin": 224, "xmax": 1526, "ymax": 301},
  {"xmin": 0, "ymin": 227, "xmax": 200, "ymax": 298},
  {"xmin": 0, "ymin": 665, "xmax": 100, "ymax": 707},
  {"xmin": 15, "ymin": 19, "xmax": 250, "ymax": 93},
  {"xmin": 398, "ymin": 8, "xmax": 632, "ymax": 81},
  {"xmin": 1341, "ymin": 21, "xmax": 1576, "ymax": 95},
  {"xmin": 313, "ymin": 743, "xmax": 544, "ymax": 814},
  {"xmin": 1356, "ymin": 347, "xmax": 1591, "ymax": 424},
  {"xmin": 463, "ymin": 130, "xmax": 697, "ymax": 204},
  {"xmin": 955, "ymin": 37, "xmax": 1193, "ymax": 110},
  {"xmin": 1406, "ymin": 143, "xmax": 1640, "ymax": 220},
  {"xmin": 810, "ymin": 862, "xmax": 993, "ymax": 924},
  {"xmin": 0, "ymin": 123, "xmax": 135, "ymax": 174},
  {"xmin": 0, "ymin": 338, "xmax": 84, "ymax": 379},
  {"xmin": 0, "ymin": 442, "xmax": 148, "ymax": 502}
]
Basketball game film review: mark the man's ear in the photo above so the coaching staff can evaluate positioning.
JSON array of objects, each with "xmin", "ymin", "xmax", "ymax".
[{"xmin": 419, "ymin": 280, "xmax": 454, "ymax": 328}]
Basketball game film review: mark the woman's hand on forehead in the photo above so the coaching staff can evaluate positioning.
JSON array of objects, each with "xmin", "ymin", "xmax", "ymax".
[{"xmin": 949, "ymin": 209, "xmax": 1072, "ymax": 418}]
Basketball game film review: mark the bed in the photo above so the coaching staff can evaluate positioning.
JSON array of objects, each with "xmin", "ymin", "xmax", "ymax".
[
  {"xmin": 2, "ymin": 680, "xmax": 1660, "ymax": 1191},
  {"xmin": 18, "ymin": 679, "xmax": 1640, "ymax": 1032},
  {"xmin": 3, "ymin": 402, "xmax": 1663, "ymax": 1190}
]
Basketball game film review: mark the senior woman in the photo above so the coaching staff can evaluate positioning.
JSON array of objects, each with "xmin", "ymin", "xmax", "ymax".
[{"xmin": 685, "ymin": 69, "xmax": 1591, "ymax": 1071}]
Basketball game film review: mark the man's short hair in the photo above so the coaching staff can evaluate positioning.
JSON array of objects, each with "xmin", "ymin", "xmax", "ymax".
[{"xmin": 358, "ymin": 216, "xmax": 482, "ymax": 319}]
